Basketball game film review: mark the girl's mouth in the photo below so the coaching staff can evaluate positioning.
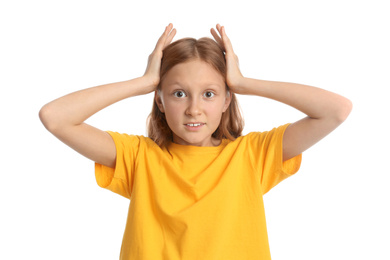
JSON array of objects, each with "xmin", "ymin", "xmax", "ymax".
[{"xmin": 184, "ymin": 123, "xmax": 205, "ymax": 130}]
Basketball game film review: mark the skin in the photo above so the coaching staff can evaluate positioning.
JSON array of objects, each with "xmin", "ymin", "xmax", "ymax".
[
  {"xmin": 156, "ymin": 59, "xmax": 232, "ymax": 147},
  {"xmin": 39, "ymin": 23, "xmax": 352, "ymax": 169},
  {"xmin": 210, "ymin": 24, "xmax": 352, "ymax": 160},
  {"xmin": 39, "ymin": 24, "xmax": 176, "ymax": 168}
]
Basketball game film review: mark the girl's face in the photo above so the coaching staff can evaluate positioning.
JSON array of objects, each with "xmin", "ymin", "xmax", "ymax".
[{"xmin": 156, "ymin": 59, "xmax": 232, "ymax": 147}]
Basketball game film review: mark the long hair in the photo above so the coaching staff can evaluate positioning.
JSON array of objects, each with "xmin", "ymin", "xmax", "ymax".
[{"xmin": 147, "ymin": 37, "xmax": 244, "ymax": 147}]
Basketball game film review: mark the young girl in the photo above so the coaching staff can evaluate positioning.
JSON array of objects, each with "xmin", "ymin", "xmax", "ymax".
[{"xmin": 39, "ymin": 23, "xmax": 352, "ymax": 259}]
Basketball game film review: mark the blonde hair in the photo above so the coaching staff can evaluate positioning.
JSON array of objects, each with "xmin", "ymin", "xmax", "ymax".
[{"xmin": 147, "ymin": 37, "xmax": 244, "ymax": 147}]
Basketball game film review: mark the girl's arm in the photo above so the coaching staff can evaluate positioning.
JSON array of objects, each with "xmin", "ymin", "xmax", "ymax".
[
  {"xmin": 237, "ymin": 78, "xmax": 352, "ymax": 161},
  {"xmin": 39, "ymin": 24, "xmax": 176, "ymax": 168},
  {"xmin": 211, "ymin": 24, "xmax": 352, "ymax": 161},
  {"xmin": 39, "ymin": 77, "xmax": 155, "ymax": 168}
]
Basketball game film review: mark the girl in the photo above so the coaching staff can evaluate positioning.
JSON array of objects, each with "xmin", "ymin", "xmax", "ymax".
[{"xmin": 39, "ymin": 23, "xmax": 352, "ymax": 259}]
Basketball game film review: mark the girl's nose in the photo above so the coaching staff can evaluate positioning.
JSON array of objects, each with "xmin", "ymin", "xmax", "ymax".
[{"xmin": 185, "ymin": 98, "xmax": 202, "ymax": 116}]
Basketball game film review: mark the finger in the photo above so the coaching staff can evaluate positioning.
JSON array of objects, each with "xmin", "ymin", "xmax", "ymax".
[
  {"xmin": 216, "ymin": 23, "xmax": 223, "ymax": 36},
  {"xmin": 155, "ymin": 23, "xmax": 174, "ymax": 50},
  {"xmin": 220, "ymin": 26, "xmax": 235, "ymax": 53},
  {"xmin": 210, "ymin": 28, "xmax": 220, "ymax": 41},
  {"xmin": 215, "ymin": 24, "xmax": 225, "ymax": 41},
  {"xmin": 164, "ymin": 28, "xmax": 176, "ymax": 48},
  {"xmin": 210, "ymin": 28, "xmax": 225, "ymax": 51},
  {"xmin": 215, "ymin": 24, "xmax": 231, "ymax": 52}
]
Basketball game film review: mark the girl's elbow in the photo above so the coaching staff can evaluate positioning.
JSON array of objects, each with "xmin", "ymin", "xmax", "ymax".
[
  {"xmin": 39, "ymin": 104, "xmax": 59, "ymax": 132},
  {"xmin": 336, "ymin": 98, "xmax": 353, "ymax": 123}
]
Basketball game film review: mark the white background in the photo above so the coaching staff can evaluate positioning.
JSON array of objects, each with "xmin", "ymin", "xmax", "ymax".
[{"xmin": 1, "ymin": 0, "xmax": 389, "ymax": 259}]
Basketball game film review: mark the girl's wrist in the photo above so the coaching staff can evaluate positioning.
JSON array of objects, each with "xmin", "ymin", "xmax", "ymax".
[
  {"xmin": 138, "ymin": 75, "xmax": 159, "ymax": 94},
  {"xmin": 228, "ymin": 76, "xmax": 249, "ymax": 95}
]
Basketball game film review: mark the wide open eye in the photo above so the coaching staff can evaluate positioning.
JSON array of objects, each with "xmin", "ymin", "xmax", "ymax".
[
  {"xmin": 203, "ymin": 91, "xmax": 215, "ymax": 98},
  {"xmin": 173, "ymin": 90, "xmax": 187, "ymax": 98}
]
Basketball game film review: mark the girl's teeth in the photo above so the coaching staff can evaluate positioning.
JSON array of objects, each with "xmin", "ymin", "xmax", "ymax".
[{"xmin": 188, "ymin": 123, "xmax": 201, "ymax": 126}]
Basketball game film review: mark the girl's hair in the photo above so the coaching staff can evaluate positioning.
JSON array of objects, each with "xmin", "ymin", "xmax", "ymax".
[{"xmin": 147, "ymin": 37, "xmax": 244, "ymax": 147}]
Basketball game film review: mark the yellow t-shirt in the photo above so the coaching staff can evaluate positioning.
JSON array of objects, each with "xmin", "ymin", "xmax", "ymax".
[{"xmin": 95, "ymin": 123, "xmax": 302, "ymax": 260}]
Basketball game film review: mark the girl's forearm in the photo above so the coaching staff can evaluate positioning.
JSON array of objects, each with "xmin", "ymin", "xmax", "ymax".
[
  {"xmin": 40, "ymin": 76, "xmax": 154, "ymax": 131},
  {"xmin": 239, "ymin": 77, "xmax": 352, "ymax": 122}
]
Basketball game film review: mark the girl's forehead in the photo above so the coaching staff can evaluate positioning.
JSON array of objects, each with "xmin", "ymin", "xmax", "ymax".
[{"xmin": 162, "ymin": 60, "xmax": 225, "ymax": 88}]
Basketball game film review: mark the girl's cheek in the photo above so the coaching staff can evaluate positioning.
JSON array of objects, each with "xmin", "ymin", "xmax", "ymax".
[
  {"xmin": 167, "ymin": 102, "xmax": 184, "ymax": 111},
  {"xmin": 165, "ymin": 104, "xmax": 184, "ymax": 116}
]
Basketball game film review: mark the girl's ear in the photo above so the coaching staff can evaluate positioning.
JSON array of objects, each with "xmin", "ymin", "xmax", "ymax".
[
  {"xmin": 222, "ymin": 90, "xmax": 232, "ymax": 112},
  {"xmin": 155, "ymin": 90, "xmax": 165, "ymax": 113}
]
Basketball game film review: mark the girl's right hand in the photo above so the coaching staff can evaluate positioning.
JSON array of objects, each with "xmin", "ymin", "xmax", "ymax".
[
  {"xmin": 39, "ymin": 24, "xmax": 176, "ymax": 170},
  {"xmin": 143, "ymin": 23, "xmax": 176, "ymax": 91}
]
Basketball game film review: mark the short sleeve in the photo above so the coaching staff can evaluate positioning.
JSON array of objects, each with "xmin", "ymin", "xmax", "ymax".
[
  {"xmin": 94, "ymin": 131, "xmax": 140, "ymax": 199},
  {"xmin": 247, "ymin": 123, "xmax": 302, "ymax": 194}
]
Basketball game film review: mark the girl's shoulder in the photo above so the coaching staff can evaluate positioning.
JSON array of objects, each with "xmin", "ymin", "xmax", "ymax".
[
  {"xmin": 234, "ymin": 123, "xmax": 292, "ymax": 144},
  {"xmin": 105, "ymin": 131, "xmax": 161, "ymax": 150}
]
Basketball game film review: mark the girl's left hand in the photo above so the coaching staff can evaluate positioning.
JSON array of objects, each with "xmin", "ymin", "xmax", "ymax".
[{"xmin": 211, "ymin": 24, "xmax": 245, "ymax": 94}]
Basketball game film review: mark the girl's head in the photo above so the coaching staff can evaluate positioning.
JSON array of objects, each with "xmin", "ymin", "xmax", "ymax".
[{"xmin": 147, "ymin": 37, "xmax": 244, "ymax": 147}]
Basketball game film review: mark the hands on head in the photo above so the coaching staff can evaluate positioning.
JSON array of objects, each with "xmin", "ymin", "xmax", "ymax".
[
  {"xmin": 143, "ymin": 24, "xmax": 177, "ymax": 89},
  {"xmin": 143, "ymin": 23, "xmax": 245, "ymax": 94},
  {"xmin": 210, "ymin": 24, "xmax": 245, "ymax": 93}
]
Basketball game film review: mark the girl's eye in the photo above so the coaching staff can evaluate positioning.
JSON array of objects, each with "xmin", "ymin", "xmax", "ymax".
[
  {"xmin": 204, "ymin": 91, "xmax": 215, "ymax": 98},
  {"xmin": 173, "ymin": 91, "xmax": 186, "ymax": 98}
]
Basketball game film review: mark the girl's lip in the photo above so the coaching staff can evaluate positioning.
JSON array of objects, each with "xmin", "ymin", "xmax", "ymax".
[
  {"xmin": 184, "ymin": 122, "xmax": 205, "ymax": 126},
  {"xmin": 184, "ymin": 122, "xmax": 205, "ymax": 131}
]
